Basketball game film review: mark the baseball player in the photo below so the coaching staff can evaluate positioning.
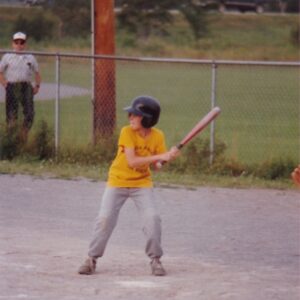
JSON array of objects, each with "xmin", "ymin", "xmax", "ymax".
[
  {"xmin": 0, "ymin": 32, "xmax": 41, "ymax": 141},
  {"xmin": 78, "ymin": 96, "xmax": 180, "ymax": 276}
]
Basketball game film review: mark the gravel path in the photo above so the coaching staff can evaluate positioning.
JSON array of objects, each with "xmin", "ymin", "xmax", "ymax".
[{"xmin": 0, "ymin": 83, "xmax": 90, "ymax": 102}]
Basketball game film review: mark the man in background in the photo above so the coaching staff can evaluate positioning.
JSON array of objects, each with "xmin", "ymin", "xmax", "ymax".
[{"xmin": 0, "ymin": 32, "xmax": 41, "ymax": 142}]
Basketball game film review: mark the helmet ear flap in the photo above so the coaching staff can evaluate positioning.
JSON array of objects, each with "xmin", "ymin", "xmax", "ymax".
[{"xmin": 141, "ymin": 116, "xmax": 153, "ymax": 128}]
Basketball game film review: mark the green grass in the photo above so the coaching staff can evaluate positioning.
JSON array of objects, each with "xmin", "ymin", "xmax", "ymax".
[
  {"xmin": 0, "ymin": 8, "xmax": 299, "ymax": 188},
  {"xmin": 0, "ymin": 159, "xmax": 296, "ymax": 190},
  {"xmin": 0, "ymin": 60, "xmax": 297, "ymax": 165}
]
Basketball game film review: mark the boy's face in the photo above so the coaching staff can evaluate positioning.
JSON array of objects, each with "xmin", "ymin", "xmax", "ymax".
[{"xmin": 128, "ymin": 113, "xmax": 143, "ymax": 130}]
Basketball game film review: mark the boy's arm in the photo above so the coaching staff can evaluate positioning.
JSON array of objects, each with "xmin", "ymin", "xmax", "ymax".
[{"xmin": 124, "ymin": 146, "xmax": 179, "ymax": 169}]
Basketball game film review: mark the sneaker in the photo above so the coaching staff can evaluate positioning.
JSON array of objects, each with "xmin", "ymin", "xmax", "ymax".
[
  {"xmin": 78, "ymin": 257, "xmax": 96, "ymax": 275},
  {"xmin": 150, "ymin": 258, "xmax": 166, "ymax": 276}
]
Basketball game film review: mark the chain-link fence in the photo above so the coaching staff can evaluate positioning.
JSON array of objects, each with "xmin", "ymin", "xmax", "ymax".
[{"xmin": 0, "ymin": 50, "xmax": 299, "ymax": 165}]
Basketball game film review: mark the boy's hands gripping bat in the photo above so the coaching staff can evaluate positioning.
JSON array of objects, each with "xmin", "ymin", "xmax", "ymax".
[{"xmin": 156, "ymin": 106, "xmax": 221, "ymax": 168}]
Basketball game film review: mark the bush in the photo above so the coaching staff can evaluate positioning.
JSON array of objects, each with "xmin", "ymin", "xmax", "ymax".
[
  {"xmin": 210, "ymin": 157, "xmax": 246, "ymax": 177},
  {"xmin": 290, "ymin": 25, "xmax": 299, "ymax": 47},
  {"xmin": 253, "ymin": 158, "xmax": 295, "ymax": 180},
  {"xmin": 0, "ymin": 125, "xmax": 22, "ymax": 160},
  {"xmin": 13, "ymin": 11, "xmax": 58, "ymax": 41},
  {"xmin": 28, "ymin": 120, "xmax": 55, "ymax": 160},
  {"xmin": 57, "ymin": 135, "xmax": 118, "ymax": 165},
  {"xmin": 168, "ymin": 137, "xmax": 227, "ymax": 173}
]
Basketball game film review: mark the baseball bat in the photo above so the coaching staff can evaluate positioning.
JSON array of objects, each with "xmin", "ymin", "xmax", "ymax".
[
  {"xmin": 156, "ymin": 106, "xmax": 221, "ymax": 168},
  {"xmin": 176, "ymin": 106, "xmax": 221, "ymax": 149}
]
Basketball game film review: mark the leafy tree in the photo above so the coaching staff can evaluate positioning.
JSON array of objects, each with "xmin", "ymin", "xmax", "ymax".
[
  {"xmin": 117, "ymin": 0, "xmax": 175, "ymax": 38},
  {"xmin": 177, "ymin": 1, "xmax": 208, "ymax": 40},
  {"xmin": 46, "ymin": 0, "xmax": 90, "ymax": 37},
  {"xmin": 13, "ymin": 11, "xmax": 57, "ymax": 41},
  {"xmin": 117, "ymin": 0, "xmax": 208, "ymax": 40}
]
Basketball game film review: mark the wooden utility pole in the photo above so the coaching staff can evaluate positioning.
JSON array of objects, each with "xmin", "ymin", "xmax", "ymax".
[{"xmin": 93, "ymin": 0, "xmax": 116, "ymax": 142}]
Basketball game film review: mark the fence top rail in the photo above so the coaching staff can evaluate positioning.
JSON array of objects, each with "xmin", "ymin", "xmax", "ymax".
[{"xmin": 0, "ymin": 49, "xmax": 299, "ymax": 67}]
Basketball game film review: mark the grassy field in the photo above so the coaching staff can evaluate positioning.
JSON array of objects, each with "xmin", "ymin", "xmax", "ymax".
[
  {"xmin": 0, "ymin": 59, "xmax": 298, "ymax": 165},
  {"xmin": 0, "ymin": 7, "xmax": 299, "ymax": 187}
]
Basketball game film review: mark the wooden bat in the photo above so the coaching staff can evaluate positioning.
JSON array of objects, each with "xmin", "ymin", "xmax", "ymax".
[
  {"xmin": 176, "ymin": 106, "xmax": 221, "ymax": 149},
  {"xmin": 156, "ymin": 106, "xmax": 221, "ymax": 168}
]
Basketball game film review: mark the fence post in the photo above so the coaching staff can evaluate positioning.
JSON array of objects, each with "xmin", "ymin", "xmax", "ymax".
[
  {"xmin": 210, "ymin": 62, "xmax": 217, "ymax": 165},
  {"xmin": 55, "ymin": 53, "xmax": 61, "ymax": 156}
]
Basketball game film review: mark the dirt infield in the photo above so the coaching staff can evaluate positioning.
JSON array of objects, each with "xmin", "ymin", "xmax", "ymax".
[{"xmin": 0, "ymin": 174, "xmax": 299, "ymax": 300}]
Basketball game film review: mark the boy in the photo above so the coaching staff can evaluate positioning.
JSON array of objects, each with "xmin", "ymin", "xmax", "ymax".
[{"xmin": 78, "ymin": 96, "xmax": 180, "ymax": 276}]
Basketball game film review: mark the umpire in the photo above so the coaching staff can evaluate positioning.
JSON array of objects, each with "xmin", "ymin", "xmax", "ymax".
[{"xmin": 0, "ymin": 32, "xmax": 41, "ymax": 141}]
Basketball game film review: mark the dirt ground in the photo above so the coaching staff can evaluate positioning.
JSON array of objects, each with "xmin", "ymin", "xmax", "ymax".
[{"xmin": 0, "ymin": 174, "xmax": 299, "ymax": 300}]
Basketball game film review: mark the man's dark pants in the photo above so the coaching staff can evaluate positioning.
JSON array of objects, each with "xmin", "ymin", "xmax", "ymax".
[{"xmin": 6, "ymin": 82, "xmax": 34, "ymax": 130}]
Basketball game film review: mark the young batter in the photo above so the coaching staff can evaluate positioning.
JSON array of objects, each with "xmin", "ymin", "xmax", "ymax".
[{"xmin": 78, "ymin": 96, "xmax": 180, "ymax": 276}]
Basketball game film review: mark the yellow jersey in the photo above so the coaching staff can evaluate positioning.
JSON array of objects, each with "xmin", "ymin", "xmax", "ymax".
[{"xmin": 107, "ymin": 125, "xmax": 167, "ymax": 188}]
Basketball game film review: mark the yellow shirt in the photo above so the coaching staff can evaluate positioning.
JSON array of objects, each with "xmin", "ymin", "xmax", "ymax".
[{"xmin": 107, "ymin": 126, "xmax": 167, "ymax": 188}]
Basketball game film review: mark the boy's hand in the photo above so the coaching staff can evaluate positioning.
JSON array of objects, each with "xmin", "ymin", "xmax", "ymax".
[
  {"xmin": 154, "ymin": 146, "xmax": 181, "ymax": 169},
  {"xmin": 169, "ymin": 146, "xmax": 181, "ymax": 160}
]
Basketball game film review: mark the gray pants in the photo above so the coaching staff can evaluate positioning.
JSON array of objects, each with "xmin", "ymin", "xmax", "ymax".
[{"xmin": 88, "ymin": 187, "xmax": 163, "ymax": 260}]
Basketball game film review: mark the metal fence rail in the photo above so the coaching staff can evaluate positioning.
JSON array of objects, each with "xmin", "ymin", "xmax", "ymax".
[{"xmin": 0, "ymin": 50, "xmax": 299, "ymax": 164}]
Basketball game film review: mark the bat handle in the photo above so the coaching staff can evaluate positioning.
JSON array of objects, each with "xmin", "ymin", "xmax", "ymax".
[{"xmin": 176, "ymin": 144, "xmax": 184, "ymax": 150}]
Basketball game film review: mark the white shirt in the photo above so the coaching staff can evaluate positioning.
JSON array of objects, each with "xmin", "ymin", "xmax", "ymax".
[{"xmin": 0, "ymin": 53, "xmax": 39, "ymax": 83}]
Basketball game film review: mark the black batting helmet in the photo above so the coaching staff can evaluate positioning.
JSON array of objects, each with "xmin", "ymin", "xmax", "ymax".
[{"xmin": 124, "ymin": 96, "xmax": 161, "ymax": 128}]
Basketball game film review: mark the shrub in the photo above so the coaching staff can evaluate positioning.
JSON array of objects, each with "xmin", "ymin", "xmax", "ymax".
[
  {"xmin": 57, "ymin": 135, "xmax": 118, "ymax": 165},
  {"xmin": 253, "ymin": 158, "xmax": 295, "ymax": 180},
  {"xmin": 27, "ymin": 120, "xmax": 54, "ymax": 160},
  {"xmin": 0, "ymin": 125, "xmax": 21, "ymax": 160},
  {"xmin": 290, "ymin": 25, "xmax": 300, "ymax": 47},
  {"xmin": 13, "ymin": 11, "xmax": 58, "ymax": 41},
  {"xmin": 210, "ymin": 157, "xmax": 246, "ymax": 177},
  {"xmin": 168, "ymin": 137, "xmax": 227, "ymax": 173}
]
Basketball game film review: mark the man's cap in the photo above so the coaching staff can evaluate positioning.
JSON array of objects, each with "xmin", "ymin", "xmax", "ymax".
[{"xmin": 13, "ymin": 32, "xmax": 27, "ymax": 41}]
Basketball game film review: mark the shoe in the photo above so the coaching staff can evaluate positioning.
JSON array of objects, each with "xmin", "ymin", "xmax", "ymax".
[
  {"xmin": 150, "ymin": 258, "xmax": 166, "ymax": 276},
  {"xmin": 78, "ymin": 257, "xmax": 96, "ymax": 275}
]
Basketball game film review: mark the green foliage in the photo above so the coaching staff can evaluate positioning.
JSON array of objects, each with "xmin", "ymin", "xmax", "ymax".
[
  {"xmin": 253, "ymin": 158, "xmax": 295, "ymax": 180},
  {"xmin": 116, "ymin": 0, "xmax": 208, "ymax": 40},
  {"xmin": 57, "ymin": 135, "xmax": 118, "ymax": 165},
  {"xmin": 286, "ymin": 0, "xmax": 300, "ymax": 12},
  {"xmin": 178, "ymin": 1, "xmax": 209, "ymax": 40},
  {"xmin": 47, "ymin": 0, "xmax": 90, "ymax": 37},
  {"xmin": 167, "ymin": 138, "xmax": 227, "ymax": 173},
  {"xmin": 117, "ymin": 0, "xmax": 174, "ymax": 38},
  {"xmin": 13, "ymin": 11, "xmax": 58, "ymax": 41},
  {"xmin": 290, "ymin": 25, "xmax": 299, "ymax": 47},
  {"xmin": 163, "ymin": 138, "xmax": 295, "ymax": 181},
  {"xmin": 0, "ymin": 125, "xmax": 22, "ymax": 160},
  {"xmin": 28, "ymin": 120, "xmax": 54, "ymax": 160},
  {"xmin": 209, "ymin": 157, "xmax": 246, "ymax": 177}
]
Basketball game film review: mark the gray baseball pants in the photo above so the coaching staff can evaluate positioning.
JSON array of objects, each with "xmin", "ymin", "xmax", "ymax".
[{"xmin": 88, "ymin": 187, "xmax": 163, "ymax": 260}]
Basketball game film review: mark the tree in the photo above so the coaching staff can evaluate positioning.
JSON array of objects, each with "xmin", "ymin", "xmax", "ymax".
[
  {"xmin": 46, "ymin": 0, "xmax": 90, "ymax": 37},
  {"xmin": 116, "ymin": 0, "xmax": 208, "ymax": 40},
  {"xmin": 177, "ymin": 1, "xmax": 208, "ymax": 40},
  {"xmin": 13, "ymin": 11, "xmax": 57, "ymax": 41},
  {"xmin": 117, "ymin": 0, "xmax": 175, "ymax": 38}
]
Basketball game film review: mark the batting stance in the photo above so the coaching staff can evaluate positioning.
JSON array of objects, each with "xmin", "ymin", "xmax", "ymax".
[
  {"xmin": 78, "ymin": 96, "xmax": 180, "ymax": 276},
  {"xmin": 0, "ymin": 32, "xmax": 41, "ymax": 141}
]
